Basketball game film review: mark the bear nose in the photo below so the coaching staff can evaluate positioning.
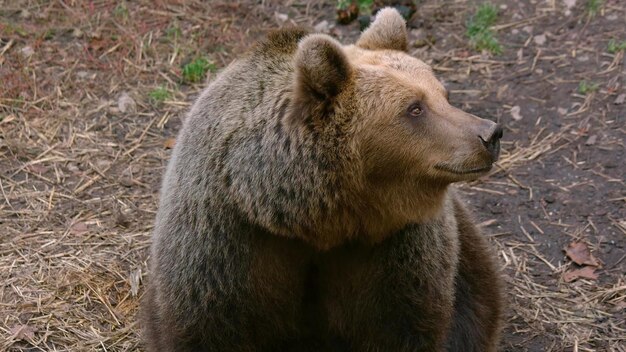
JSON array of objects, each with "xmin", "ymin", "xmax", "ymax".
[{"xmin": 478, "ymin": 124, "xmax": 503, "ymax": 160}]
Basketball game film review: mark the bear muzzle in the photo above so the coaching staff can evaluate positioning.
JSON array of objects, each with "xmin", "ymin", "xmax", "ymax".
[{"xmin": 477, "ymin": 122, "xmax": 503, "ymax": 162}]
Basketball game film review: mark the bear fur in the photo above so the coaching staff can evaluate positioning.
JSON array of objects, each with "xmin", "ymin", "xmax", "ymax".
[{"xmin": 142, "ymin": 8, "xmax": 504, "ymax": 352}]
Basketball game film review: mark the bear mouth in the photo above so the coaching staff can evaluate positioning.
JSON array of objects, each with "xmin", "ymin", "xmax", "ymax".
[{"xmin": 434, "ymin": 163, "xmax": 493, "ymax": 175}]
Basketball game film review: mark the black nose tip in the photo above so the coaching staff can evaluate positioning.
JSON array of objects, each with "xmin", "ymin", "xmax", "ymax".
[{"xmin": 479, "ymin": 124, "xmax": 503, "ymax": 160}]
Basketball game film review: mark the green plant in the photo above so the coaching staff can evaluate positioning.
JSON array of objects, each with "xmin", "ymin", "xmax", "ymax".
[
  {"xmin": 165, "ymin": 24, "xmax": 182, "ymax": 41},
  {"xmin": 586, "ymin": 0, "xmax": 603, "ymax": 17},
  {"xmin": 149, "ymin": 86, "xmax": 171, "ymax": 103},
  {"xmin": 578, "ymin": 80, "xmax": 599, "ymax": 95},
  {"xmin": 42, "ymin": 28, "xmax": 55, "ymax": 40},
  {"xmin": 466, "ymin": 3, "xmax": 502, "ymax": 55},
  {"xmin": 336, "ymin": 0, "xmax": 373, "ymax": 14},
  {"xmin": 607, "ymin": 39, "xmax": 626, "ymax": 54},
  {"xmin": 2, "ymin": 23, "xmax": 28, "ymax": 37},
  {"xmin": 357, "ymin": 0, "xmax": 374, "ymax": 15},
  {"xmin": 113, "ymin": 3, "xmax": 129, "ymax": 19},
  {"xmin": 182, "ymin": 57, "xmax": 216, "ymax": 83}
]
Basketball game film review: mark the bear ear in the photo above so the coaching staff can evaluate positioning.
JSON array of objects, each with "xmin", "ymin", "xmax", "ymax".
[
  {"xmin": 294, "ymin": 34, "xmax": 351, "ymax": 102},
  {"xmin": 356, "ymin": 7, "xmax": 408, "ymax": 51}
]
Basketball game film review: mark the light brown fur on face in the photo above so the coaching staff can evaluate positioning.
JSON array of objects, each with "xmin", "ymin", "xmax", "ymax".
[{"xmin": 142, "ymin": 7, "xmax": 504, "ymax": 352}]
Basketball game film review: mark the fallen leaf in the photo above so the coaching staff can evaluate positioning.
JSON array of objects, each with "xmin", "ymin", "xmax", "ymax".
[
  {"xmin": 563, "ymin": 266, "xmax": 598, "ymax": 282},
  {"xmin": 163, "ymin": 138, "xmax": 176, "ymax": 149},
  {"xmin": 10, "ymin": 324, "xmax": 37, "ymax": 341},
  {"xmin": 563, "ymin": 0, "xmax": 576, "ymax": 15},
  {"xmin": 585, "ymin": 135, "xmax": 597, "ymax": 146},
  {"xmin": 129, "ymin": 267, "xmax": 142, "ymax": 297},
  {"xmin": 533, "ymin": 34, "xmax": 547, "ymax": 46},
  {"xmin": 70, "ymin": 222, "xmax": 88, "ymax": 235},
  {"xmin": 510, "ymin": 105, "xmax": 523, "ymax": 121},
  {"xmin": 563, "ymin": 0, "xmax": 576, "ymax": 10},
  {"xmin": 27, "ymin": 164, "xmax": 48, "ymax": 174},
  {"xmin": 564, "ymin": 241, "xmax": 600, "ymax": 267},
  {"xmin": 478, "ymin": 219, "xmax": 497, "ymax": 227}
]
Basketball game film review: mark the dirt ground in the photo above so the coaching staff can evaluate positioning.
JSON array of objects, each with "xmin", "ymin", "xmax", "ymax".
[{"xmin": 1, "ymin": 0, "xmax": 624, "ymax": 351}]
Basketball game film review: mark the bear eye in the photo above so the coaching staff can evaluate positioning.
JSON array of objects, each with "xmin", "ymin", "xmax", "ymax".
[{"xmin": 407, "ymin": 103, "xmax": 423, "ymax": 117}]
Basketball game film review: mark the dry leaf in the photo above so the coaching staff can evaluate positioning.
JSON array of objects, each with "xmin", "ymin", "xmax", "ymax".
[
  {"xmin": 70, "ymin": 222, "xmax": 88, "ymax": 235},
  {"xmin": 478, "ymin": 219, "xmax": 497, "ymax": 227},
  {"xmin": 510, "ymin": 106, "xmax": 523, "ymax": 121},
  {"xmin": 10, "ymin": 324, "xmax": 37, "ymax": 341},
  {"xmin": 533, "ymin": 34, "xmax": 547, "ymax": 46},
  {"xmin": 27, "ymin": 164, "xmax": 49, "ymax": 174},
  {"xmin": 129, "ymin": 268, "xmax": 142, "ymax": 297},
  {"xmin": 564, "ymin": 241, "xmax": 600, "ymax": 266},
  {"xmin": 563, "ymin": 266, "xmax": 598, "ymax": 282},
  {"xmin": 563, "ymin": 0, "xmax": 577, "ymax": 9},
  {"xmin": 585, "ymin": 135, "xmax": 597, "ymax": 146},
  {"xmin": 164, "ymin": 138, "xmax": 176, "ymax": 149}
]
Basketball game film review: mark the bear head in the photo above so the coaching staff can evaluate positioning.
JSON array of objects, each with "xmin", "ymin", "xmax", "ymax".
[
  {"xmin": 293, "ymin": 8, "xmax": 502, "ymax": 188},
  {"xmin": 283, "ymin": 8, "xmax": 503, "ymax": 246}
]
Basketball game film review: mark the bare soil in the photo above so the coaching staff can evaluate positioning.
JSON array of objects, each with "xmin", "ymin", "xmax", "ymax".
[{"xmin": 1, "ymin": 1, "xmax": 624, "ymax": 351}]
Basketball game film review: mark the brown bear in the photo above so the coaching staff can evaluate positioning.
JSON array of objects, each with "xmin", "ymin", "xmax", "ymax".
[{"xmin": 142, "ymin": 8, "xmax": 504, "ymax": 352}]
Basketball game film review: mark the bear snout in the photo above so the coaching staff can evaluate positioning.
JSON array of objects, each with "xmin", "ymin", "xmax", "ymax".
[{"xmin": 478, "ymin": 123, "xmax": 503, "ymax": 161}]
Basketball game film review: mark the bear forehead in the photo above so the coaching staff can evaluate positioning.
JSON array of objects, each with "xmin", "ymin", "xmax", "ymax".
[
  {"xmin": 343, "ymin": 45, "xmax": 431, "ymax": 72},
  {"xmin": 343, "ymin": 45, "xmax": 446, "ymax": 98}
]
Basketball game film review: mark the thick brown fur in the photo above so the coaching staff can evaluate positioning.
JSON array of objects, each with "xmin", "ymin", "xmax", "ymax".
[{"xmin": 142, "ymin": 8, "xmax": 504, "ymax": 352}]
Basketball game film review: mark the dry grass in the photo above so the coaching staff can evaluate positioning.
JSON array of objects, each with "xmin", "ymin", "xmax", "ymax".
[{"xmin": 1, "ymin": 0, "xmax": 624, "ymax": 351}]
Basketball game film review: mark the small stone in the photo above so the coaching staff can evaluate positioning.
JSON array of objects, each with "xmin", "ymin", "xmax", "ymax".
[
  {"xmin": 614, "ymin": 93, "xmax": 626, "ymax": 105},
  {"xmin": 119, "ymin": 178, "xmax": 134, "ymax": 187},
  {"xmin": 595, "ymin": 208, "xmax": 608, "ymax": 216},
  {"xmin": 72, "ymin": 28, "xmax": 83, "ymax": 38},
  {"xmin": 274, "ymin": 12, "xmax": 288, "ymax": 25},
  {"xmin": 314, "ymin": 20, "xmax": 330, "ymax": 33},
  {"xmin": 117, "ymin": 92, "xmax": 136, "ymax": 114},
  {"xmin": 116, "ymin": 211, "xmax": 130, "ymax": 228},
  {"xmin": 20, "ymin": 46, "xmax": 34, "ymax": 58},
  {"xmin": 557, "ymin": 107, "xmax": 568, "ymax": 115},
  {"xmin": 544, "ymin": 195, "xmax": 556, "ymax": 204}
]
